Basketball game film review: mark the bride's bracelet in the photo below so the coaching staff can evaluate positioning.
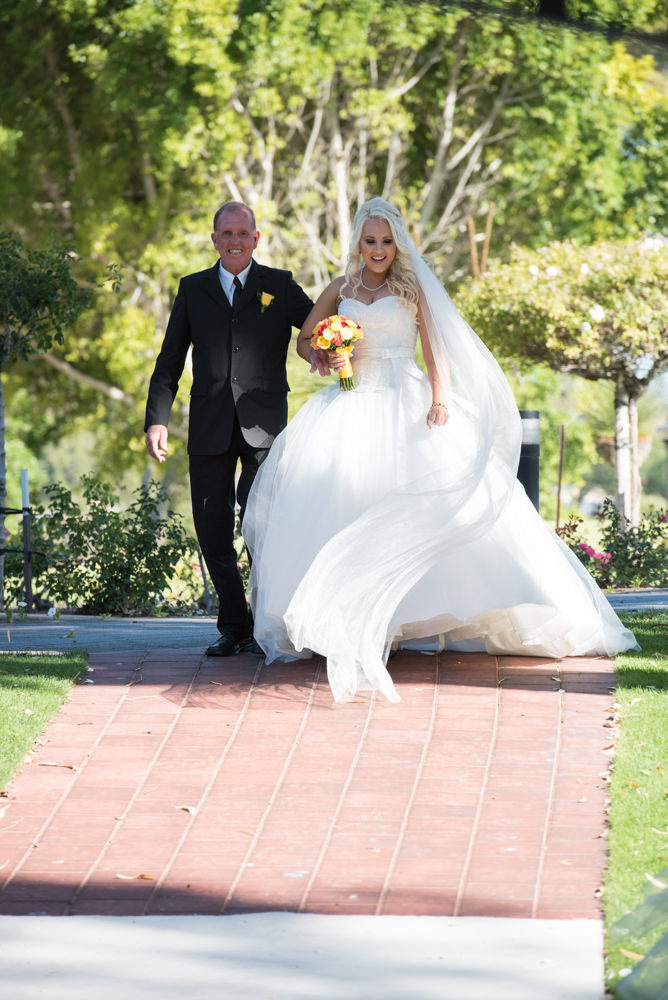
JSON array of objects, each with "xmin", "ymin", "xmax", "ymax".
[{"xmin": 430, "ymin": 402, "xmax": 448, "ymax": 411}]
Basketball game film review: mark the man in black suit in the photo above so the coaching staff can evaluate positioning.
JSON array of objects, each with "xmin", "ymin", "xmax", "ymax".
[{"xmin": 145, "ymin": 202, "xmax": 313, "ymax": 655}]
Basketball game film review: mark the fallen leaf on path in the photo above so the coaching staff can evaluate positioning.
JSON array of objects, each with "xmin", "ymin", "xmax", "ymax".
[
  {"xmin": 116, "ymin": 873, "xmax": 154, "ymax": 880},
  {"xmin": 176, "ymin": 805, "xmax": 197, "ymax": 815},
  {"xmin": 38, "ymin": 762, "xmax": 79, "ymax": 770},
  {"xmin": 620, "ymin": 948, "xmax": 645, "ymax": 961}
]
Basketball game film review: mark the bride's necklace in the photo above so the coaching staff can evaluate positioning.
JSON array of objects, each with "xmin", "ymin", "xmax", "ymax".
[{"xmin": 359, "ymin": 270, "xmax": 387, "ymax": 292}]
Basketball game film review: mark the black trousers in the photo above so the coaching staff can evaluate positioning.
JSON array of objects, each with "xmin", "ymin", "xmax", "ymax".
[{"xmin": 189, "ymin": 415, "xmax": 269, "ymax": 636}]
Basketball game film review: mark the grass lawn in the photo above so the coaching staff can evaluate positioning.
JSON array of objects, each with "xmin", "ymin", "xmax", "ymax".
[
  {"xmin": 0, "ymin": 651, "xmax": 87, "ymax": 791},
  {"xmin": 605, "ymin": 610, "xmax": 668, "ymax": 994}
]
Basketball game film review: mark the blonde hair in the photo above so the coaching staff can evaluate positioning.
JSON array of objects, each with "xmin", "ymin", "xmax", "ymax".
[{"xmin": 344, "ymin": 198, "xmax": 419, "ymax": 307}]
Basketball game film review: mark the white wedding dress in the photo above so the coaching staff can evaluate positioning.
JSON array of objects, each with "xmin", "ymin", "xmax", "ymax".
[{"xmin": 243, "ymin": 295, "xmax": 637, "ymax": 702}]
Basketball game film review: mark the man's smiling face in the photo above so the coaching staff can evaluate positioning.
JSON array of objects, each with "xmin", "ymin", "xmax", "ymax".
[{"xmin": 211, "ymin": 206, "xmax": 259, "ymax": 275}]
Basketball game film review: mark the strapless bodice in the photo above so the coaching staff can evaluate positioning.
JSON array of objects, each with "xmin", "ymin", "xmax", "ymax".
[{"xmin": 338, "ymin": 297, "xmax": 419, "ymax": 389}]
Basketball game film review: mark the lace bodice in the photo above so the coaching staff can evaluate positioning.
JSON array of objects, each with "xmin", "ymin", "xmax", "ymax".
[{"xmin": 338, "ymin": 296, "xmax": 419, "ymax": 390}]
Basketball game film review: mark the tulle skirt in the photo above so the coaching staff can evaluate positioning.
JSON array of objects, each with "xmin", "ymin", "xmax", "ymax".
[{"xmin": 243, "ymin": 368, "xmax": 638, "ymax": 702}]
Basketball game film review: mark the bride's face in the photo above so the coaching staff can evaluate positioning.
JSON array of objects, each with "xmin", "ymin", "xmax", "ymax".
[{"xmin": 359, "ymin": 218, "xmax": 396, "ymax": 278}]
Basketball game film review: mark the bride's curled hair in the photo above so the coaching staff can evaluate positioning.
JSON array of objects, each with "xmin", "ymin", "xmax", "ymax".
[{"xmin": 345, "ymin": 198, "xmax": 419, "ymax": 308}]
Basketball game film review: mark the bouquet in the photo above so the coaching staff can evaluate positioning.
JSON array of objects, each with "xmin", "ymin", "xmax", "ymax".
[{"xmin": 310, "ymin": 314, "xmax": 364, "ymax": 391}]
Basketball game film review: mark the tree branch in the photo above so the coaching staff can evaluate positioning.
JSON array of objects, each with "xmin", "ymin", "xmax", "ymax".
[
  {"xmin": 36, "ymin": 354, "xmax": 188, "ymax": 442},
  {"xmin": 44, "ymin": 42, "xmax": 80, "ymax": 178},
  {"xmin": 420, "ymin": 24, "xmax": 473, "ymax": 225}
]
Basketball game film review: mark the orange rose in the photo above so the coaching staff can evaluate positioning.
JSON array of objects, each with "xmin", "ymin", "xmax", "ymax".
[{"xmin": 310, "ymin": 314, "xmax": 364, "ymax": 390}]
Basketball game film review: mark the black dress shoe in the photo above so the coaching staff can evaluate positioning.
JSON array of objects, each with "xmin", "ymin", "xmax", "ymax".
[
  {"xmin": 205, "ymin": 633, "xmax": 238, "ymax": 657},
  {"xmin": 237, "ymin": 635, "xmax": 264, "ymax": 656}
]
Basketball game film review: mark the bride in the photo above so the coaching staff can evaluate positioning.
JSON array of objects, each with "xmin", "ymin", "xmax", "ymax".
[{"xmin": 243, "ymin": 197, "xmax": 637, "ymax": 702}]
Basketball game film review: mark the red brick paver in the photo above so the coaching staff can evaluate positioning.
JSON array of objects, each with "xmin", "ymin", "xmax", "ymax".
[{"xmin": 0, "ymin": 649, "xmax": 615, "ymax": 918}]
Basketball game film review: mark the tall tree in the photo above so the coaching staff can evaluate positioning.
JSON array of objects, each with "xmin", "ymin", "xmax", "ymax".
[
  {"xmin": 0, "ymin": 232, "xmax": 90, "ymax": 605},
  {"xmin": 455, "ymin": 235, "xmax": 668, "ymax": 525},
  {"xmin": 0, "ymin": 0, "xmax": 666, "ymax": 498}
]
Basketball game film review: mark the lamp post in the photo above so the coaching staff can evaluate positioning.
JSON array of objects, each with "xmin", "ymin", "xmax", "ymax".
[
  {"xmin": 21, "ymin": 470, "xmax": 32, "ymax": 612},
  {"xmin": 518, "ymin": 410, "xmax": 540, "ymax": 511}
]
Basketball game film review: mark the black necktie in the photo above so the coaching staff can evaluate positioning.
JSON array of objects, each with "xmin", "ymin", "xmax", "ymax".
[{"xmin": 232, "ymin": 276, "xmax": 242, "ymax": 311}]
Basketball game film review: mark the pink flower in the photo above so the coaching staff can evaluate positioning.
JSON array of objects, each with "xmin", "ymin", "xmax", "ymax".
[{"xmin": 578, "ymin": 543, "xmax": 595, "ymax": 557}]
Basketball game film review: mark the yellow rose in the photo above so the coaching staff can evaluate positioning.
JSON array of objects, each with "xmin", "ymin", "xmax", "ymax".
[
  {"xmin": 257, "ymin": 291, "xmax": 275, "ymax": 312},
  {"xmin": 315, "ymin": 334, "xmax": 331, "ymax": 349}
]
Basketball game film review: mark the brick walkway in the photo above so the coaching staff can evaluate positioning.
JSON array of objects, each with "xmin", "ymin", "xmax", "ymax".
[{"xmin": 0, "ymin": 647, "xmax": 615, "ymax": 919}]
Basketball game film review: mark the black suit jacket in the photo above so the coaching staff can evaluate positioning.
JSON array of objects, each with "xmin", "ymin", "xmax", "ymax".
[{"xmin": 145, "ymin": 259, "xmax": 313, "ymax": 453}]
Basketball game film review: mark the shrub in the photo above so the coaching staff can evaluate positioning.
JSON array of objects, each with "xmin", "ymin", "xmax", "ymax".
[
  {"xmin": 11, "ymin": 476, "xmax": 197, "ymax": 615},
  {"xmin": 557, "ymin": 499, "xmax": 668, "ymax": 588}
]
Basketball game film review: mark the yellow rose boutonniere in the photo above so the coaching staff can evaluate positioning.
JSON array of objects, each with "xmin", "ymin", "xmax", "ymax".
[{"xmin": 258, "ymin": 291, "xmax": 274, "ymax": 313}]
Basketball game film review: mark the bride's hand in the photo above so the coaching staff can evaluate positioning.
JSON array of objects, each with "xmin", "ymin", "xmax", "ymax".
[
  {"xmin": 427, "ymin": 403, "xmax": 449, "ymax": 428},
  {"xmin": 309, "ymin": 348, "xmax": 332, "ymax": 376}
]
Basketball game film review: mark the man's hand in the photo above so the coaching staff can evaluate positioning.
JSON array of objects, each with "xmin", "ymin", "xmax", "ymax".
[
  {"xmin": 146, "ymin": 424, "xmax": 169, "ymax": 462},
  {"xmin": 309, "ymin": 348, "xmax": 332, "ymax": 377},
  {"xmin": 327, "ymin": 349, "xmax": 350, "ymax": 372}
]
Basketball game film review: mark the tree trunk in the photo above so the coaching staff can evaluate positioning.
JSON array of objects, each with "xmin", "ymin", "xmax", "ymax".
[
  {"xmin": 613, "ymin": 377, "xmax": 631, "ymax": 525},
  {"xmin": 614, "ymin": 379, "xmax": 645, "ymax": 528},
  {"xmin": 0, "ymin": 370, "xmax": 5, "ymax": 611},
  {"xmin": 629, "ymin": 393, "xmax": 641, "ymax": 527}
]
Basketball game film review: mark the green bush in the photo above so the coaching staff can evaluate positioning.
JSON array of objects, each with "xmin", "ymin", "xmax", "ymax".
[
  {"xmin": 557, "ymin": 499, "xmax": 668, "ymax": 588},
  {"xmin": 9, "ymin": 476, "xmax": 198, "ymax": 615}
]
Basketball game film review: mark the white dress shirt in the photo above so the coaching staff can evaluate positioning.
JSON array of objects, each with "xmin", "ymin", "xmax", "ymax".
[{"xmin": 218, "ymin": 261, "xmax": 252, "ymax": 305}]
